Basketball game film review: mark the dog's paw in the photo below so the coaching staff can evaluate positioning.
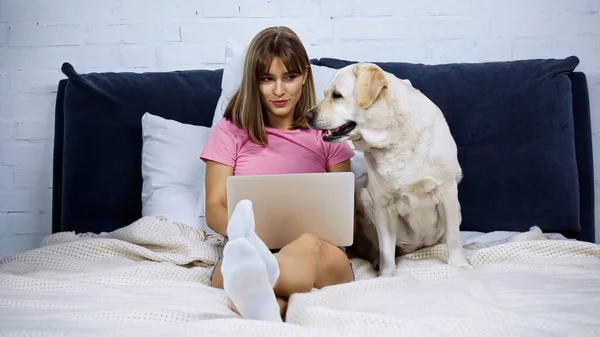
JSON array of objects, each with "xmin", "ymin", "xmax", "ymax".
[
  {"xmin": 379, "ymin": 269, "xmax": 396, "ymax": 277},
  {"xmin": 378, "ymin": 266, "xmax": 396, "ymax": 277},
  {"xmin": 448, "ymin": 255, "xmax": 473, "ymax": 269}
]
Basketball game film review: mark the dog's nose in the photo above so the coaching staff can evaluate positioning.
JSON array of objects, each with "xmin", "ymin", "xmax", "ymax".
[{"xmin": 305, "ymin": 108, "xmax": 314, "ymax": 119}]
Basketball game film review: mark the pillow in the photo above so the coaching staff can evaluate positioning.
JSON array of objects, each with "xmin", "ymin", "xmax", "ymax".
[
  {"xmin": 210, "ymin": 38, "xmax": 368, "ymax": 191},
  {"xmin": 141, "ymin": 112, "xmax": 211, "ymax": 232},
  {"xmin": 211, "ymin": 39, "xmax": 248, "ymax": 126}
]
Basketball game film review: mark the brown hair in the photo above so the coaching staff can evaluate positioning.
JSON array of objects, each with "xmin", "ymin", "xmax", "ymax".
[{"xmin": 222, "ymin": 26, "xmax": 316, "ymax": 146}]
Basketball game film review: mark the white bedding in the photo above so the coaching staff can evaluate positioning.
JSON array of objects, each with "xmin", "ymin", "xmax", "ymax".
[{"xmin": 1, "ymin": 216, "xmax": 599, "ymax": 336}]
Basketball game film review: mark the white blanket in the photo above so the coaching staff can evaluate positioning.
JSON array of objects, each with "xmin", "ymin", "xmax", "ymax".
[{"xmin": 1, "ymin": 215, "xmax": 599, "ymax": 336}]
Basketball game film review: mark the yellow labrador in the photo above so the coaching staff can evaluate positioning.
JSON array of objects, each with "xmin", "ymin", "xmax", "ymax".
[{"xmin": 306, "ymin": 63, "xmax": 471, "ymax": 276}]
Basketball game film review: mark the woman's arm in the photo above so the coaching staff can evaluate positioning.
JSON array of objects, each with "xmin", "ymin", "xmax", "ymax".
[
  {"xmin": 326, "ymin": 159, "xmax": 356, "ymax": 232},
  {"xmin": 326, "ymin": 159, "xmax": 351, "ymax": 173},
  {"xmin": 205, "ymin": 160, "xmax": 234, "ymax": 237}
]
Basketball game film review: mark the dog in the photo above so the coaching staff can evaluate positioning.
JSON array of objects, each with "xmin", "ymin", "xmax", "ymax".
[{"xmin": 306, "ymin": 62, "xmax": 471, "ymax": 276}]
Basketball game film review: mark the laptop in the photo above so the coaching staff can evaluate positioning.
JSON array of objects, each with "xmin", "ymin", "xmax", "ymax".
[{"xmin": 226, "ymin": 172, "xmax": 355, "ymax": 249}]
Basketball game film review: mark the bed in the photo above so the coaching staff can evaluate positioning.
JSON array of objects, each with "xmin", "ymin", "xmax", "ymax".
[{"xmin": 1, "ymin": 39, "xmax": 599, "ymax": 336}]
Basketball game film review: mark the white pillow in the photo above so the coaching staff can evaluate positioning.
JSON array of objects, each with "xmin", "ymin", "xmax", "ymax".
[
  {"xmin": 141, "ymin": 112, "xmax": 211, "ymax": 232},
  {"xmin": 211, "ymin": 38, "xmax": 368, "ymax": 192}
]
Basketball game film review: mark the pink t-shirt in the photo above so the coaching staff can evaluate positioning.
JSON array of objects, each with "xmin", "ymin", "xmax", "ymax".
[{"xmin": 200, "ymin": 118, "xmax": 355, "ymax": 175}]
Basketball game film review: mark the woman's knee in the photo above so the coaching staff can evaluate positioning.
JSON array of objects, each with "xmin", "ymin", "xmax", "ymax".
[
  {"xmin": 273, "ymin": 234, "xmax": 323, "ymax": 295},
  {"xmin": 290, "ymin": 233, "xmax": 352, "ymax": 287},
  {"xmin": 293, "ymin": 233, "xmax": 323, "ymax": 260},
  {"xmin": 314, "ymin": 244, "xmax": 353, "ymax": 288}
]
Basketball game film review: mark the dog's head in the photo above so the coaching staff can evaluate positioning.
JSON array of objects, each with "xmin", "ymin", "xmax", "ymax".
[{"xmin": 306, "ymin": 63, "xmax": 394, "ymax": 145}]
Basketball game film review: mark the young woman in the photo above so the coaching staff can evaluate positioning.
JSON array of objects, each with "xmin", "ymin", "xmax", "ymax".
[{"xmin": 200, "ymin": 26, "xmax": 355, "ymax": 322}]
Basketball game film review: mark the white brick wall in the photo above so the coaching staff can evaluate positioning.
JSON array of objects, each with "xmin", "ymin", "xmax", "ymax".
[{"xmin": 0, "ymin": 0, "xmax": 599, "ymax": 257}]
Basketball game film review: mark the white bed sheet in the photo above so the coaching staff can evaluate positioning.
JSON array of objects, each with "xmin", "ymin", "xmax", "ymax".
[
  {"xmin": 461, "ymin": 229, "xmax": 567, "ymax": 245},
  {"xmin": 0, "ymin": 216, "xmax": 599, "ymax": 337}
]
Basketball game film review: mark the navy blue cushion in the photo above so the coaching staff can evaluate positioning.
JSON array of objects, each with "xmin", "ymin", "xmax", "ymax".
[
  {"xmin": 58, "ymin": 63, "xmax": 223, "ymax": 234},
  {"xmin": 315, "ymin": 56, "xmax": 581, "ymax": 234}
]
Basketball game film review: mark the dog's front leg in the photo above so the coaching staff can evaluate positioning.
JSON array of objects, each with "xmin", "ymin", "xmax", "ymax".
[
  {"xmin": 356, "ymin": 188, "xmax": 380, "ymax": 268},
  {"xmin": 440, "ymin": 181, "xmax": 472, "ymax": 269},
  {"xmin": 374, "ymin": 205, "xmax": 398, "ymax": 277}
]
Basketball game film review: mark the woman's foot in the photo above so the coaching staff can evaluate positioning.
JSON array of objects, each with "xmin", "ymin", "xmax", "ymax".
[
  {"xmin": 227, "ymin": 199, "xmax": 280, "ymax": 286},
  {"xmin": 221, "ymin": 238, "xmax": 282, "ymax": 322}
]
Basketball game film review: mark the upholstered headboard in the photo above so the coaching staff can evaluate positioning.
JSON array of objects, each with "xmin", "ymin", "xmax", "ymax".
[
  {"xmin": 52, "ymin": 56, "xmax": 595, "ymax": 243},
  {"xmin": 52, "ymin": 62, "xmax": 223, "ymax": 234},
  {"xmin": 314, "ymin": 56, "xmax": 595, "ymax": 243}
]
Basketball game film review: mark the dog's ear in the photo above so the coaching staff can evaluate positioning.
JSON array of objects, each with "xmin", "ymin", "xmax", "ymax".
[{"xmin": 353, "ymin": 63, "xmax": 388, "ymax": 109}]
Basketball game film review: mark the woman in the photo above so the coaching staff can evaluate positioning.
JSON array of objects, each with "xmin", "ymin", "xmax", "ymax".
[{"xmin": 200, "ymin": 26, "xmax": 355, "ymax": 322}]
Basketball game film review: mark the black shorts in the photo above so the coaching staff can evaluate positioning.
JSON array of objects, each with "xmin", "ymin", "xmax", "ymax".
[{"xmin": 209, "ymin": 239, "xmax": 354, "ymax": 281}]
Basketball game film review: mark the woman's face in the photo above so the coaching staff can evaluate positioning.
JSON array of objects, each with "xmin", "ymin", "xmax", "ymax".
[{"xmin": 259, "ymin": 57, "xmax": 307, "ymax": 128}]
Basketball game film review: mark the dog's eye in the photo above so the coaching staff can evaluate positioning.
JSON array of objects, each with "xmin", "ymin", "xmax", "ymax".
[{"xmin": 332, "ymin": 91, "xmax": 343, "ymax": 99}]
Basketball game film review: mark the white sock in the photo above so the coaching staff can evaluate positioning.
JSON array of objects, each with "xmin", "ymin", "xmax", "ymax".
[
  {"xmin": 227, "ymin": 199, "xmax": 279, "ymax": 287},
  {"xmin": 221, "ymin": 238, "xmax": 282, "ymax": 322}
]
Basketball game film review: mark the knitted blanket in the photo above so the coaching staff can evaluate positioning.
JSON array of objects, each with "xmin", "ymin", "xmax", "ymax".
[{"xmin": 1, "ymin": 215, "xmax": 599, "ymax": 336}]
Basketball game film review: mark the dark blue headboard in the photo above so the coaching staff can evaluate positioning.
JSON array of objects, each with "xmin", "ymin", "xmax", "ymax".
[
  {"xmin": 52, "ymin": 57, "xmax": 595, "ymax": 243},
  {"xmin": 52, "ymin": 63, "xmax": 223, "ymax": 234},
  {"xmin": 569, "ymin": 71, "xmax": 595, "ymax": 243}
]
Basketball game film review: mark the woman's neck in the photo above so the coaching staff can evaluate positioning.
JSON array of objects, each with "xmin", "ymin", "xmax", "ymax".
[{"xmin": 267, "ymin": 114, "xmax": 294, "ymax": 130}]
